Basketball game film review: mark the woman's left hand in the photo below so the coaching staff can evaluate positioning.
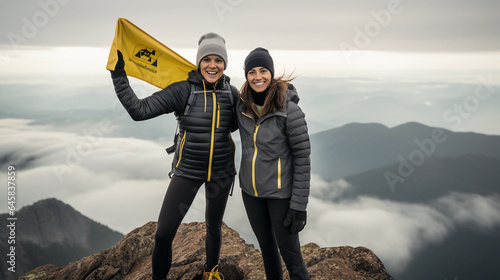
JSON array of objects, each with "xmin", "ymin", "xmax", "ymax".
[{"xmin": 283, "ymin": 209, "xmax": 307, "ymax": 234}]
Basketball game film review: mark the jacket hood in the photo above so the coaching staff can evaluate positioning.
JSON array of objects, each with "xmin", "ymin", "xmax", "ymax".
[
  {"xmin": 286, "ymin": 83, "xmax": 300, "ymax": 104},
  {"xmin": 187, "ymin": 69, "xmax": 230, "ymax": 89}
]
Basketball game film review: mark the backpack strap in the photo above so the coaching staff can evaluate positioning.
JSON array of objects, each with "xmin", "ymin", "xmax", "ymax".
[
  {"xmin": 166, "ymin": 83, "xmax": 197, "ymax": 156},
  {"xmin": 183, "ymin": 83, "xmax": 198, "ymax": 117},
  {"xmin": 225, "ymin": 81, "xmax": 235, "ymax": 105},
  {"xmin": 223, "ymin": 81, "xmax": 238, "ymax": 131}
]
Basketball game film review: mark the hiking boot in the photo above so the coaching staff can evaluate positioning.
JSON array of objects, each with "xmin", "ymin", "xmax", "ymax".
[{"xmin": 202, "ymin": 263, "xmax": 224, "ymax": 280}]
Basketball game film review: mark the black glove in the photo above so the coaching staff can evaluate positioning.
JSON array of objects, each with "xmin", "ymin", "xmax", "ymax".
[
  {"xmin": 283, "ymin": 209, "xmax": 307, "ymax": 234},
  {"xmin": 111, "ymin": 50, "xmax": 126, "ymax": 78}
]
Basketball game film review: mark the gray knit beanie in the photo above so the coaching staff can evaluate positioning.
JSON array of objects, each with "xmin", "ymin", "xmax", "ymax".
[{"xmin": 196, "ymin": 32, "xmax": 228, "ymax": 69}]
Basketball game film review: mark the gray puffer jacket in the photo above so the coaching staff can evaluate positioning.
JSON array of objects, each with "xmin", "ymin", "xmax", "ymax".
[
  {"xmin": 236, "ymin": 84, "xmax": 311, "ymax": 211},
  {"xmin": 112, "ymin": 70, "xmax": 238, "ymax": 182}
]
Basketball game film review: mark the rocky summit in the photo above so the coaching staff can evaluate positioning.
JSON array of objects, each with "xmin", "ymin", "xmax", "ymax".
[{"xmin": 20, "ymin": 221, "xmax": 394, "ymax": 280}]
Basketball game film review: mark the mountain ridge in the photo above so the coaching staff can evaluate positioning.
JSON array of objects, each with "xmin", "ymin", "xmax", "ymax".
[
  {"xmin": 310, "ymin": 121, "xmax": 500, "ymax": 181},
  {"xmin": 329, "ymin": 154, "xmax": 500, "ymax": 203},
  {"xmin": 20, "ymin": 221, "xmax": 394, "ymax": 280},
  {"xmin": 0, "ymin": 198, "xmax": 124, "ymax": 280}
]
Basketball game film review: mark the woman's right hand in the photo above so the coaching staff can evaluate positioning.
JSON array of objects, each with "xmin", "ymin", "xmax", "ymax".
[
  {"xmin": 110, "ymin": 50, "xmax": 126, "ymax": 78},
  {"xmin": 115, "ymin": 50, "xmax": 125, "ymax": 71}
]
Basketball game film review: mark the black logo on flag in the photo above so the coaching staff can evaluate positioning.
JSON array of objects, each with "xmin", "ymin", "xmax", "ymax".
[{"xmin": 132, "ymin": 44, "xmax": 162, "ymax": 67}]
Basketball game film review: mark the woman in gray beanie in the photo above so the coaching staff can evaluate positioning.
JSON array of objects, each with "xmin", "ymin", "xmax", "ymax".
[
  {"xmin": 236, "ymin": 47, "xmax": 311, "ymax": 280},
  {"xmin": 110, "ymin": 32, "xmax": 237, "ymax": 280}
]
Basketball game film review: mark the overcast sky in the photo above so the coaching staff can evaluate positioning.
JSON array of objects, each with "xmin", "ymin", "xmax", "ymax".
[{"xmin": 1, "ymin": 0, "xmax": 500, "ymax": 52}]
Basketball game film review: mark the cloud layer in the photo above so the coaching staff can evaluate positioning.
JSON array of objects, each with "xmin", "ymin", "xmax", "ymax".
[
  {"xmin": 306, "ymin": 175, "xmax": 500, "ymax": 273},
  {"xmin": 0, "ymin": 118, "xmax": 171, "ymax": 231},
  {"xmin": 2, "ymin": 119, "xmax": 500, "ymax": 276}
]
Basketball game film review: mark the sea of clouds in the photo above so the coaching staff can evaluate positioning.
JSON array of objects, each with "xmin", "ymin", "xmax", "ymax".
[{"xmin": 1, "ymin": 118, "xmax": 500, "ymax": 275}]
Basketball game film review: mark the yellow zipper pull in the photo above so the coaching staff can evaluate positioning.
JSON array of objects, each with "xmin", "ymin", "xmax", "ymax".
[{"xmin": 217, "ymin": 102, "xmax": 220, "ymax": 128}]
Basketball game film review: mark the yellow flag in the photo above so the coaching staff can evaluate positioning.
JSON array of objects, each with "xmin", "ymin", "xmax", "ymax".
[{"xmin": 106, "ymin": 18, "xmax": 197, "ymax": 89}]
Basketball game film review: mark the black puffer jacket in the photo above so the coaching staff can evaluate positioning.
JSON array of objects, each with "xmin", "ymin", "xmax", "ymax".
[
  {"xmin": 236, "ymin": 84, "xmax": 311, "ymax": 211},
  {"xmin": 112, "ymin": 70, "xmax": 239, "ymax": 181}
]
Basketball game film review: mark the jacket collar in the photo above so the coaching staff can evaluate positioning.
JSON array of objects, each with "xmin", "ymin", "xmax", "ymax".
[
  {"xmin": 239, "ymin": 96, "xmax": 287, "ymax": 124},
  {"xmin": 187, "ymin": 70, "xmax": 229, "ymax": 90}
]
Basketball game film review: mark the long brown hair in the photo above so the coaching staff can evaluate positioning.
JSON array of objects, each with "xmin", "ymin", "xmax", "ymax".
[{"xmin": 240, "ymin": 73, "xmax": 295, "ymax": 116}]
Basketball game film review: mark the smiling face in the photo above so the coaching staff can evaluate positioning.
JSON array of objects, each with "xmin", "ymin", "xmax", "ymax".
[
  {"xmin": 247, "ymin": 66, "xmax": 272, "ymax": 92},
  {"xmin": 199, "ymin": 55, "xmax": 224, "ymax": 84}
]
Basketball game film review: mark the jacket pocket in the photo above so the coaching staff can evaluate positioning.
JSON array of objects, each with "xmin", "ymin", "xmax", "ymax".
[
  {"xmin": 277, "ymin": 156, "xmax": 282, "ymax": 189},
  {"xmin": 175, "ymin": 131, "xmax": 187, "ymax": 167}
]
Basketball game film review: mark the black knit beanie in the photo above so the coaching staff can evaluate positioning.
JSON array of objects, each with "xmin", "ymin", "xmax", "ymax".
[{"xmin": 244, "ymin": 47, "xmax": 274, "ymax": 79}]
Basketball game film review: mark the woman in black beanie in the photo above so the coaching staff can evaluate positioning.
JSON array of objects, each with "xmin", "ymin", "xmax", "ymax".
[{"xmin": 236, "ymin": 47, "xmax": 311, "ymax": 280}]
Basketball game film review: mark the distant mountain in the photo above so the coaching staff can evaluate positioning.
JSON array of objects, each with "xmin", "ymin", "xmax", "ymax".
[
  {"xmin": 310, "ymin": 122, "xmax": 500, "ymax": 181},
  {"xmin": 0, "ymin": 198, "xmax": 124, "ymax": 280},
  {"xmin": 322, "ymin": 154, "xmax": 500, "ymax": 203}
]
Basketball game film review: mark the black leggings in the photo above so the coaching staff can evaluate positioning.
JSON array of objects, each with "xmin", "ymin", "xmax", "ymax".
[
  {"xmin": 242, "ymin": 191, "xmax": 310, "ymax": 280},
  {"xmin": 152, "ymin": 175, "xmax": 233, "ymax": 280}
]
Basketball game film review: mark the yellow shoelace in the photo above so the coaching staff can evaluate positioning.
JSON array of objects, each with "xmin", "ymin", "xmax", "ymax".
[{"xmin": 208, "ymin": 265, "xmax": 224, "ymax": 280}]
